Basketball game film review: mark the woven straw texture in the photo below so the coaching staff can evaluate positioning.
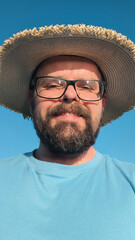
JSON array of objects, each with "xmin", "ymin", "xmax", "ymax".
[{"xmin": 0, "ymin": 24, "xmax": 135, "ymax": 125}]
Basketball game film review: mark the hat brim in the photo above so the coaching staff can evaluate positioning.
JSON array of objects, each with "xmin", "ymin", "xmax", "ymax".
[{"xmin": 0, "ymin": 25, "xmax": 135, "ymax": 125}]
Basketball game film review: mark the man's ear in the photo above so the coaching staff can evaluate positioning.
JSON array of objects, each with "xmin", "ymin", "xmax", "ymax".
[
  {"xmin": 102, "ymin": 93, "xmax": 107, "ymax": 109},
  {"xmin": 28, "ymin": 89, "xmax": 34, "ymax": 117}
]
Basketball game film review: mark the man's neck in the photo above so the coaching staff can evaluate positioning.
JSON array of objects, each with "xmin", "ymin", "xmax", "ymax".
[{"xmin": 33, "ymin": 143, "xmax": 96, "ymax": 165}]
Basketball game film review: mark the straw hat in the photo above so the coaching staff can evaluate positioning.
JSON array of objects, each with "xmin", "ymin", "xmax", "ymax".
[{"xmin": 0, "ymin": 24, "xmax": 135, "ymax": 125}]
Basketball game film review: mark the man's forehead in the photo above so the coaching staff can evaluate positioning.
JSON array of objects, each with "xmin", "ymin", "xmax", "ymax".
[
  {"xmin": 39, "ymin": 55, "xmax": 96, "ymax": 66},
  {"xmin": 35, "ymin": 55, "xmax": 100, "ymax": 76}
]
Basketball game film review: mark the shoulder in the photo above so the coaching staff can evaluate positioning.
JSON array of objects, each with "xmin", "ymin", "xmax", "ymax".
[
  {"xmin": 100, "ymin": 153, "xmax": 135, "ymax": 188},
  {"xmin": 102, "ymin": 153, "xmax": 135, "ymax": 172},
  {"xmin": 0, "ymin": 152, "xmax": 32, "ymax": 163},
  {"xmin": 0, "ymin": 152, "xmax": 33, "ymax": 173}
]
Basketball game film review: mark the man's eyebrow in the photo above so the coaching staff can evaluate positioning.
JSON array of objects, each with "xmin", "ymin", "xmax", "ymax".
[
  {"xmin": 47, "ymin": 75, "xmax": 64, "ymax": 78},
  {"xmin": 45, "ymin": 75, "xmax": 66, "ymax": 79}
]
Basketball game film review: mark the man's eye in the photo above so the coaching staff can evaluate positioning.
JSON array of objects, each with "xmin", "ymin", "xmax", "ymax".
[
  {"xmin": 82, "ymin": 85, "xmax": 92, "ymax": 89},
  {"xmin": 78, "ymin": 85, "xmax": 93, "ymax": 90},
  {"xmin": 42, "ymin": 84, "xmax": 58, "ymax": 88},
  {"xmin": 41, "ymin": 83, "xmax": 63, "ymax": 90},
  {"xmin": 45, "ymin": 84, "xmax": 57, "ymax": 88}
]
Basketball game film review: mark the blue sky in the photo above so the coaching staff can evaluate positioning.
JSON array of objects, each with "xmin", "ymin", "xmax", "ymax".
[{"xmin": 0, "ymin": 0, "xmax": 135, "ymax": 163}]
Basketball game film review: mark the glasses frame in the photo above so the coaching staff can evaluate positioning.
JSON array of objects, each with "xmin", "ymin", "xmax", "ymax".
[{"xmin": 31, "ymin": 76, "xmax": 107, "ymax": 101}]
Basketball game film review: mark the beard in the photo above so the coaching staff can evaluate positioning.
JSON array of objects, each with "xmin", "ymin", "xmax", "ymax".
[{"xmin": 32, "ymin": 102, "xmax": 101, "ymax": 154}]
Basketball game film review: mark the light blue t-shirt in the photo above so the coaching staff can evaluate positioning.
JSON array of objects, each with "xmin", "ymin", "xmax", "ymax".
[{"xmin": 0, "ymin": 151, "xmax": 135, "ymax": 240}]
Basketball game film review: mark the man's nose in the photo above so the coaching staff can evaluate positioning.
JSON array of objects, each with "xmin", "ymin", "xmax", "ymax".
[{"xmin": 60, "ymin": 85, "xmax": 79, "ymax": 102}]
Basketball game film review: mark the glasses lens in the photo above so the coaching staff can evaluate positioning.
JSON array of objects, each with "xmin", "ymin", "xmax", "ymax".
[
  {"xmin": 36, "ymin": 77, "xmax": 66, "ymax": 98},
  {"xmin": 76, "ymin": 80, "xmax": 103, "ymax": 101}
]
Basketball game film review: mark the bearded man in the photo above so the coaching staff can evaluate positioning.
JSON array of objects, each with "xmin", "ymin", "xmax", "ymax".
[{"xmin": 0, "ymin": 24, "xmax": 135, "ymax": 240}]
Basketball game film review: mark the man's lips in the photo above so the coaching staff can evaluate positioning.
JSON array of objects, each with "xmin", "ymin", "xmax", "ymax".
[{"xmin": 53, "ymin": 112, "xmax": 83, "ymax": 121}]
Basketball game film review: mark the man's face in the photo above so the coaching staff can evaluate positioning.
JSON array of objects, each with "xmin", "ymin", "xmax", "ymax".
[{"xmin": 30, "ymin": 56, "xmax": 106, "ymax": 154}]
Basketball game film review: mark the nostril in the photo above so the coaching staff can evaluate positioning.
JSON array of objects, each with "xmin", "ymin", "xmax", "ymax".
[{"xmin": 63, "ymin": 96, "xmax": 76, "ymax": 102}]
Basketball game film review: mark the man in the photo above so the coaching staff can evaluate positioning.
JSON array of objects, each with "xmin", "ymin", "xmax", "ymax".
[
  {"xmin": 29, "ymin": 55, "xmax": 106, "ymax": 164},
  {"xmin": 0, "ymin": 24, "xmax": 135, "ymax": 240}
]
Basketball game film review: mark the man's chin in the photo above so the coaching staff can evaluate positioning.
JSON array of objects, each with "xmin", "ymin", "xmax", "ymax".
[
  {"xmin": 32, "ymin": 106, "xmax": 101, "ymax": 154},
  {"xmin": 51, "ymin": 121, "xmax": 85, "ymax": 137},
  {"xmin": 50, "ymin": 117, "xmax": 86, "ymax": 131},
  {"xmin": 36, "ymin": 121, "xmax": 99, "ymax": 154}
]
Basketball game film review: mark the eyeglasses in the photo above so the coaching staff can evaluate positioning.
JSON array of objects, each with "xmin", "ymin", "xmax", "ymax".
[{"xmin": 31, "ymin": 76, "xmax": 107, "ymax": 101}]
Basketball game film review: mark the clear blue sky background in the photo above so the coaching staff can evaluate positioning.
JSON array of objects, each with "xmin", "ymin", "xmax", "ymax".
[{"xmin": 0, "ymin": 0, "xmax": 135, "ymax": 163}]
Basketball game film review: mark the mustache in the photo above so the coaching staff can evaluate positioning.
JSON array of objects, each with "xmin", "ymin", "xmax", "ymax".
[{"xmin": 46, "ymin": 103, "xmax": 91, "ymax": 119}]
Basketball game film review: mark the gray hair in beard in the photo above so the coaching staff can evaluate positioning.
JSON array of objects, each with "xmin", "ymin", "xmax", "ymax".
[{"xmin": 32, "ymin": 102, "xmax": 101, "ymax": 154}]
